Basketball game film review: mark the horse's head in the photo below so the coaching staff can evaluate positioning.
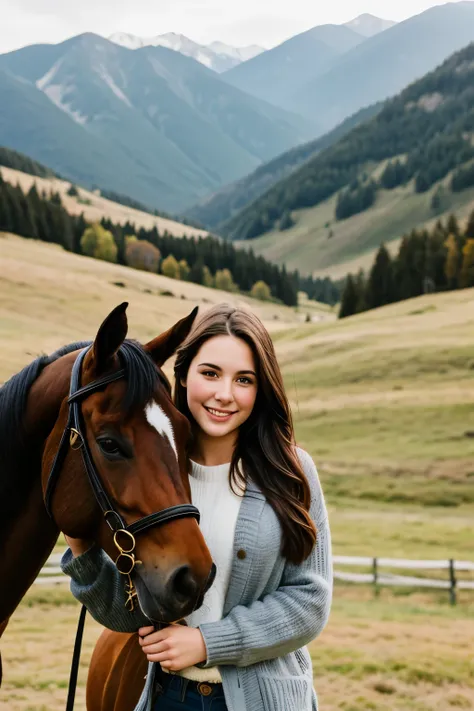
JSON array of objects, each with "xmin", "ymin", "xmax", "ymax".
[{"xmin": 41, "ymin": 303, "xmax": 215, "ymax": 623}]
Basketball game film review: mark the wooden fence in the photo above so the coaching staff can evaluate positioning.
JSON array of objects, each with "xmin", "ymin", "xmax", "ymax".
[
  {"xmin": 333, "ymin": 555, "xmax": 474, "ymax": 605},
  {"xmin": 37, "ymin": 553, "xmax": 474, "ymax": 605}
]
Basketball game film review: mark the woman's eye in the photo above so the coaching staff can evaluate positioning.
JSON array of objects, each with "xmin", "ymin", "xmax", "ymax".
[
  {"xmin": 238, "ymin": 377, "xmax": 252, "ymax": 385},
  {"xmin": 98, "ymin": 438, "xmax": 122, "ymax": 457},
  {"xmin": 202, "ymin": 371, "xmax": 218, "ymax": 378}
]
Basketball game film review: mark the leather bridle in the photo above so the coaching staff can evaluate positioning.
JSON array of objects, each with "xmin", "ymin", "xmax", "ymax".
[{"xmin": 45, "ymin": 345, "xmax": 200, "ymax": 610}]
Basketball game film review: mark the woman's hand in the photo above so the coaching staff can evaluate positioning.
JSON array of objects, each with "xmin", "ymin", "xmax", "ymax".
[
  {"xmin": 64, "ymin": 534, "xmax": 94, "ymax": 558},
  {"xmin": 138, "ymin": 625, "xmax": 207, "ymax": 670}
]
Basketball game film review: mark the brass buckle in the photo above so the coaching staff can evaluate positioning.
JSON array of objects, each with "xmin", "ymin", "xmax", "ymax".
[
  {"xmin": 69, "ymin": 428, "xmax": 83, "ymax": 450},
  {"xmin": 110, "ymin": 525, "xmax": 142, "ymax": 611}
]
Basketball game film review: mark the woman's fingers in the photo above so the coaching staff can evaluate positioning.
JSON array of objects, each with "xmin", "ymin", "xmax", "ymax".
[
  {"xmin": 138, "ymin": 626, "xmax": 155, "ymax": 638},
  {"xmin": 141, "ymin": 641, "xmax": 168, "ymax": 655},
  {"xmin": 145, "ymin": 652, "xmax": 175, "ymax": 665}
]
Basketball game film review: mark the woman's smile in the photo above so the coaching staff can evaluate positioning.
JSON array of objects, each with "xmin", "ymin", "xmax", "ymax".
[{"xmin": 204, "ymin": 405, "xmax": 238, "ymax": 422}]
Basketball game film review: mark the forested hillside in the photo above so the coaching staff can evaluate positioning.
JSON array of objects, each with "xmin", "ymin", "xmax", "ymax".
[
  {"xmin": 185, "ymin": 103, "xmax": 383, "ymax": 231},
  {"xmin": 0, "ymin": 171, "xmax": 339, "ymax": 306},
  {"xmin": 223, "ymin": 42, "xmax": 474, "ymax": 243},
  {"xmin": 339, "ymin": 211, "xmax": 474, "ymax": 317},
  {"xmin": 0, "ymin": 146, "xmax": 58, "ymax": 179}
]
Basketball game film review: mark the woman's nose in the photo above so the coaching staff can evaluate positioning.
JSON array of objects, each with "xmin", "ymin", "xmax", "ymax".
[{"xmin": 215, "ymin": 382, "xmax": 233, "ymax": 402}]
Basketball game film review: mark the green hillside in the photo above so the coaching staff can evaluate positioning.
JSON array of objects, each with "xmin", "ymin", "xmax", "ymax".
[
  {"xmin": 185, "ymin": 103, "xmax": 383, "ymax": 231},
  {"xmin": 224, "ymin": 41, "xmax": 474, "ymax": 274},
  {"xmin": 235, "ymin": 173, "xmax": 474, "ymax": 277},
  {"xmin": 0, "ymin": 34, "xmax": 312, "ymax": 213}
]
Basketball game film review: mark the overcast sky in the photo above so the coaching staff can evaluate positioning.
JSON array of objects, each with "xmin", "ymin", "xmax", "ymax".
[{"xmin": 0, "ymin": 0, "xmax": 462, "ymax": 53}]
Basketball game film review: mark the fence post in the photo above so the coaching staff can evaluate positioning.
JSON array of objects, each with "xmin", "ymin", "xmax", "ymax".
[
  {"xmin": 372, "ymin": 557, "xmax": 379, "ymax": 598},
  {"xmin": 449, "ymin": 559, "xmax": 457, "ymax": 606}
]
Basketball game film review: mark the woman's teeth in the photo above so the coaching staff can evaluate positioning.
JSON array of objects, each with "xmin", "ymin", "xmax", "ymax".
[{"xmin": 207, "ymin": 407, "xmax": 233, "ymax": 418}]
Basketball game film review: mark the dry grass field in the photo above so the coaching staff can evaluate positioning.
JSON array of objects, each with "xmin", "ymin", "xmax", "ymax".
[
  {"xmin": 1, "ymin": 233, "xmax": 473, "ymax": 710},
  {"xmin": 2, "ymin": 586, "xmax": 473, "ymax": 711},
  {"xmin": 0, "ymin": 232, "xmax": 323, "ymax": 382}
]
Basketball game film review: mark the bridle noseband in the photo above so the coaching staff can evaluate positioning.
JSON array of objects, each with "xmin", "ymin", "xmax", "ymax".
[{"xmin": 45, "ymin": 345, "xmax": 200, "ymax": 610}]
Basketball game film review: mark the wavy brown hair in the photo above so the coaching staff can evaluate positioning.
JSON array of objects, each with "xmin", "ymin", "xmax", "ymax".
[{"xmin": 173, "ymin": 304, "xmax": 316, "ymax": 565}]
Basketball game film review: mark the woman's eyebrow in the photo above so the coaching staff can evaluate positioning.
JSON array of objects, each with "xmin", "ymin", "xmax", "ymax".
[{"xmin": 198, "ymin": 363, "xmax": 256, "ymax": 376}]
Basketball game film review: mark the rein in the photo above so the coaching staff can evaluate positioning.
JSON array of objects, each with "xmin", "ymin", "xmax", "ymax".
[{"xmin": 44, "ymin": 346, "xmax": 200, "ymax": 710}]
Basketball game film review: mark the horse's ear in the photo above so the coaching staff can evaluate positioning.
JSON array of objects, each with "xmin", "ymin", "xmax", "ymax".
[
  {"xmin": 90, "ymin": 302, "xmax": 129, "ymax": 374},
  {"xmin": 145, "ymin": 307, "xmax": 199, "ymax": 367}
]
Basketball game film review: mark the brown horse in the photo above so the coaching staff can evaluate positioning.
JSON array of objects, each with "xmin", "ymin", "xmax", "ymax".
[
  {"xmin": 0, "ymin": 302, "xmax": 215, "ymax": 689},
  {"xmin": 87, "ymin": 629, "xmax": 151, "ymax": 711}
]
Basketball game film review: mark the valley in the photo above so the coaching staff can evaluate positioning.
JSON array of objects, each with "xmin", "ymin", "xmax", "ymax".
[{"xmin": 1, "ymin": 233, "xmax": 473, "ymax": 711}]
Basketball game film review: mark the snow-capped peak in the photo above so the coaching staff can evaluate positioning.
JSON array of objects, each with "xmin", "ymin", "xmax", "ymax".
[
  {"xmin": 108, "ymin": 32, "xmax": 265, "ymax": 72},
  {"xmin": 343, "ymin": 13, "xmax": 396, "ymax": 37}
]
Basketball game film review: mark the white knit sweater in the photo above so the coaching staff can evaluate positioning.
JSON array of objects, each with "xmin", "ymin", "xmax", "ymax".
[{"xmin": 165, "ymin": 460, "xmax": 245, "ymax": 683}]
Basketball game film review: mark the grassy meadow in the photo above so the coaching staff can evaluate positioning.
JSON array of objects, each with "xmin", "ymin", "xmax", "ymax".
[
  {"xmin": 1, "ymin": 232, "xmax": 473, "ymax": 710},
  {"xmin": 237, "ymin": 171, "xmax": 474, "ymax": 279}
]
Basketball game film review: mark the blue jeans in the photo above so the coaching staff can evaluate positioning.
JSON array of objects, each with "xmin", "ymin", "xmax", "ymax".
[{"xmin": 154, "ymin": 673, "xmax": 228, "ymax": 710}]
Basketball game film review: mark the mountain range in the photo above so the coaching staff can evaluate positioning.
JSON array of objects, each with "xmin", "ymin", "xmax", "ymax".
[
  {"xmin": 108, "ymin": 32, "xmax": 264, "ymax": 73},
  {"xmin": 0, "ymin": 34, "xmax": 310, "ymax": 212},
  {"xmin": 223, "ymin": 2, "xmax": 474, "ymax": 132},
  {"xmin": 2, "ymin": 3, "xmax": 474, "ymax": 219},
  {"xmin": 222, "ymin": 23, "xmax": 365, "ymax": 111},
  {"xmin": 290, "ymin": 1, "xmax": 474, "ymax": 129}
]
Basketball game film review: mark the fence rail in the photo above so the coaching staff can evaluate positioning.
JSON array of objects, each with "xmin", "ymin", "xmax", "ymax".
[
  {"xmin": 37, "ymin": 553, "xmax": 474, "ymax": 603},
  {"xmin": 332, "ymin": 555, "xmax": 474, "ymax": 604}
]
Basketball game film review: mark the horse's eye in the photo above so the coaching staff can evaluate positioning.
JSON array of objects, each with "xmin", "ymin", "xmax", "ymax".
[{"xmin": 98, "ymin": 438, "xmax": 123, "ymax": 458}]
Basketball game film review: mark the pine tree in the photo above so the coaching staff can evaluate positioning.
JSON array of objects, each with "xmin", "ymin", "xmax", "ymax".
[
  {"xmin": 365, "ymin": 244, "xmax": 396, "ymax": 309},
  {"xmin": 0, "ymin": 189, "xmax": 12, "ymax": 232},
  {"xmin": 279, "ymin": 211, "xmax": 295, "ymax": 231},
  {"xmin": 339, "ymin": 275, "xmax": 358, "ymax": 319},
  {"xmin": 465, "ymin": 210, "xmax": 474, "ymax": 239},
  {"xmin": 354, "ymin": 270, "xmax": 367, "ymax": 313},
  {"xmin": 189, "ymin": 259, "xmax": 205, "ymax": 285}
]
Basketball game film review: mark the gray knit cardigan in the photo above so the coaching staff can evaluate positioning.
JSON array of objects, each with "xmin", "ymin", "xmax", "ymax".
[{"xmin": 61, "ymin": 448, "xmax": 333, "ymax": 711}]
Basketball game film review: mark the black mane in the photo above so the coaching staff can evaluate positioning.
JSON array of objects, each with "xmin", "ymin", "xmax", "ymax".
[{"xmin": 0, "ymin": 339, "xmax": 163, "ymax": 530}]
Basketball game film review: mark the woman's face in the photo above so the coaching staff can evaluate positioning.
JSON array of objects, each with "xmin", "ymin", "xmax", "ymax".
[{"xmin": 183, "ymin": 334, "xmax": 258, "ymax": 440}]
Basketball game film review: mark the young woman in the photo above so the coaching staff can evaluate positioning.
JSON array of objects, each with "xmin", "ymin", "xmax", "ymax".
[{"xmin": 61, "ymin": 304, "xmax": 333, "ymax": 711}]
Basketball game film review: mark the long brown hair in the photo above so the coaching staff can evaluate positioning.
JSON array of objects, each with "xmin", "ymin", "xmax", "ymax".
[{"xmin": 173, "ymin": 304, "xmax": 316, "ymax": 565}]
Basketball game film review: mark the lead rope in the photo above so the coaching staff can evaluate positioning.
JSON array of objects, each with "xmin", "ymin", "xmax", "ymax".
[{"xmin": 65, "ymin": 604, "xmax": 87, "ymax": 711}]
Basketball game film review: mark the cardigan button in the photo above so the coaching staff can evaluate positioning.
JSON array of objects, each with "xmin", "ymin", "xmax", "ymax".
[{"xmin": 237, "ymin": 549, "xmax": 246, "ymax": 560}]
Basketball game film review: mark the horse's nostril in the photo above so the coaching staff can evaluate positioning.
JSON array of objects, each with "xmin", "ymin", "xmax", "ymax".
[
  {"xmin": 169, "ymin": 565, "xmax": 200, "ymax": 600},
  {"xmin": 206, "ymin": 563, "xmax": 217, "ymax": 592}
]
